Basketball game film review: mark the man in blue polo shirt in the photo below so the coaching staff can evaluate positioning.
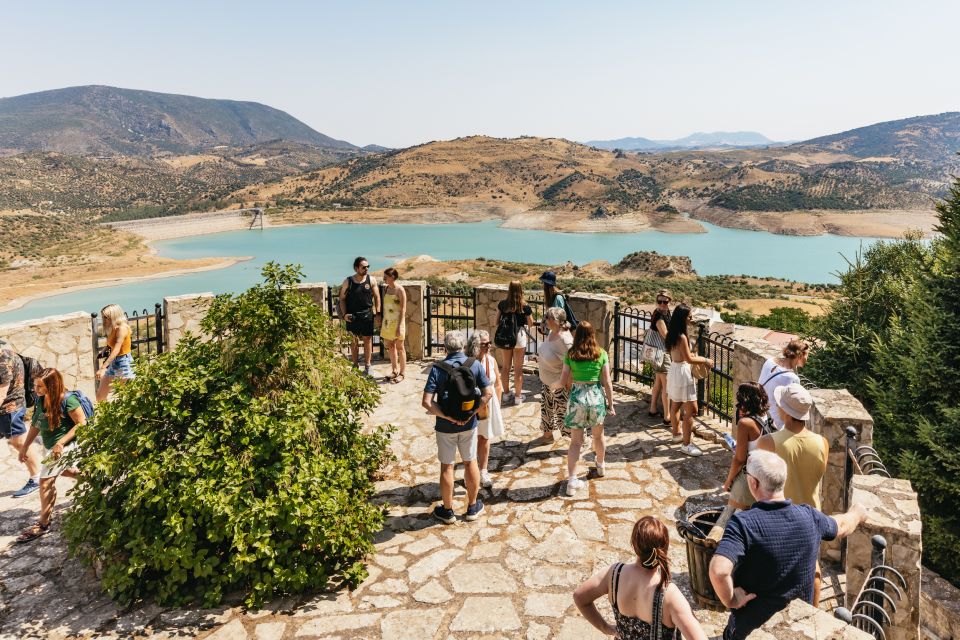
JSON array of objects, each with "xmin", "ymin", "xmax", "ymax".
[
  {"xmin": 422, "ymin": 331, "xmax": 493, "ymax": 525},
  {"xmin": 709, "ymin": 449, "xmax": 866, "ymax": 639}
]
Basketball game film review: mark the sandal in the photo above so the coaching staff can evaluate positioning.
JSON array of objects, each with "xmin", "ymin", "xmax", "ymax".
[
  {"xmin": 391, "ymin": 373, "xmax": 405, "ymax": 384},
  {"xmin": 16, "ymin": 522, "xmax": 50, "ymax": 544}
]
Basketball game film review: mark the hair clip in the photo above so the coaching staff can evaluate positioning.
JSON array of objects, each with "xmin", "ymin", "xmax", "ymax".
[{"xmin": 641, "ymin": 547, "xmax": 659, "ymax": 568}]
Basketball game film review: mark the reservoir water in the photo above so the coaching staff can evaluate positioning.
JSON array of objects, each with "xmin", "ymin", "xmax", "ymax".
[{"xmin": 0, "ymin": 220, "xmax": 880, "ymax": 323}]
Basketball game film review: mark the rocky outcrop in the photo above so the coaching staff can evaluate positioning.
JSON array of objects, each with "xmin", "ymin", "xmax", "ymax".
[{"xmin": 612, "ymin": 251, "xmax": 695, "ymax": 277}]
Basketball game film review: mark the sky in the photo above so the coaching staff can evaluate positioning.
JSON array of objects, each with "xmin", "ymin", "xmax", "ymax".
[{"xmin": 3, "ymin": 1, "xmax": 959, "ymax": 148}]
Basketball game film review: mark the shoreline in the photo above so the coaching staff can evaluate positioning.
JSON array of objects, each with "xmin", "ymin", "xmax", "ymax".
[{"xmin": 0, "ymin": 256, "xmax": 251, "ymax": 315}]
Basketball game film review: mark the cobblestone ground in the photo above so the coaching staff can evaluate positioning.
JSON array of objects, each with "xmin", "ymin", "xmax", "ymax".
[{"xmin": 0, "ymin": 361, "xmax": 834, "ymax": 639}]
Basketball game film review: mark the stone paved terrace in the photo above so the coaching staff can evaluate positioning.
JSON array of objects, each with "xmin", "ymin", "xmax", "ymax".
[{"xmin": 0, "ymin": 361, "xmax": 845, "ymax": 640}]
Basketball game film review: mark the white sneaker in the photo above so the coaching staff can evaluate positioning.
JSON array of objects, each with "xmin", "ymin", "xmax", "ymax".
[
  {"xmin": 565, "ymin": 477, "xmax": 585, "ymax": 496},
  {"xmin": 502, "ymin": 392, "xmax": 514, "ymax": 405},
  {"xmin": 680, "ymin": 443, "xmax": 704, "ymax": 457},
  {"xmin": 515, "ymin": 394, "xmax": 524, "ymax": 406},
  {"xmin": 595, "ymin": 463, "xmax": 605, "ymax": 477},
  {"xmin": 480, "ymin": 469, "xmax": 493, "ymax": 488},
  {"xmin": 672, "ymin": 433, "xmax": 684, "ymax": 443}
]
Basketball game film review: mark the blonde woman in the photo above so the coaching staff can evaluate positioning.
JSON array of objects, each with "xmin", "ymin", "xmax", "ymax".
[
  {"xmin": 536, "ymin": 306, "xmax": 573, "ymax": 443},
  {"xmin": 493, "ymin": 281, "xmax": 534, "ymax": 405},
  {"xmin": 467, "ymin": 330, "xmax": 504, "ymax": 488},
  {"xmin": 96, "ymin": 304, "xmax": 134, "ymax": 402},
  {"xmin": 560, "ymin": 321, "xmax": 615, "ymax": 496},
  {"xmin": 759, "ymin": 339, "xmax": 809, "ymax": 429},
  {"xmin": 380, "ymin": 268, "xmax": 407, "ymax": 383}
]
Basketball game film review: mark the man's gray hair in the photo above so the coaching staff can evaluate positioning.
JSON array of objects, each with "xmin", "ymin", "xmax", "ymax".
[
  {"xmin": 466, "ymin": 330, "xmax": 490, "ymax": 358},
  {"xmin": 746, "ymin": 449, "xmax": 787, "ymax": 495},
  {"xmin": 444, "ymin": 331, "xmax": 467, "ymax": 354}
]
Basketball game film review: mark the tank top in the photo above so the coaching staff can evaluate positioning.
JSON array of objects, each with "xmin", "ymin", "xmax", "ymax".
[
  {"xmin": 770, "ymin": 429, "xmax": 827, "ymax": 509},
  {"xmin": 610, "ymin": 563, "xmax": 677, "ymax": 640},
  {"xmin": 344, "ymin": 274, "xmax": 374, "ymax": 314},
  {"xmin": 110, "ymin": 326, "xmax": 132, "ymax": 356}
]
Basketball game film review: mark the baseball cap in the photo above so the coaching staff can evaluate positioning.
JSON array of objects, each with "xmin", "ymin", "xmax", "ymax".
[
  {"xmin": 539, "ymin": 271, "xmax": 557, "ymax": 286},
  {"xmin": 774, "ymin": 383, "xmax": 813, "ymax": 421}
]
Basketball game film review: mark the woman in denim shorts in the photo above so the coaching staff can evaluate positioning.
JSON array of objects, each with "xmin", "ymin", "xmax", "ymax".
[{"xmin": 96, "ymin": 304, "xmax": 135, "ymax": 402}]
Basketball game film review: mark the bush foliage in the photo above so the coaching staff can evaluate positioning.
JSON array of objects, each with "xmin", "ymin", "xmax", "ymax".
[
  {"xmin": 806, "ymin": 180, "xmax": 960, "ymax": 585},
  {"xmin": 64, "ymin": 263, "xmax": 391, "ymax": 607}
]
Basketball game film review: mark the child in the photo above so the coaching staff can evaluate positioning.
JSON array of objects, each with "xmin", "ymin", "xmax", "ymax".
[{"xmin": 96, "ymin": 304, "xmax": 135, "ymax": 401}]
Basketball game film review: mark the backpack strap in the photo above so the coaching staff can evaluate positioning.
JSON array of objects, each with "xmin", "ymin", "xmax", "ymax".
[
  {"xmin": 760, "ymin": 368, "xmax": 790, "ymax": 386},
  {"xmin": 610, "ymin": 562, "xmax": 623, "ymax": 614},
  {"xmin": 651, "ymin": 584, "xmax": 666, "ymax": 640},
  {"xmin": 433, "ymin": 360, "xmax": 460, "ymax": 377}
]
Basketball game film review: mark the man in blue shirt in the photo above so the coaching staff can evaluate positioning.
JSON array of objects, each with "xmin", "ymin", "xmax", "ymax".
[
  {"xmin": 422, "ymin": 331, "xmax": 493, "ymax": 524},
  {"xmin": 709, "ymin": 449, "xmax": 866, "ymax": 640}
]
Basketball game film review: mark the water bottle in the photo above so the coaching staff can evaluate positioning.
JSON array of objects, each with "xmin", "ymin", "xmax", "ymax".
[{"xmin": 722, "ymin": 433, "xmax": 736, "ymax": 451}]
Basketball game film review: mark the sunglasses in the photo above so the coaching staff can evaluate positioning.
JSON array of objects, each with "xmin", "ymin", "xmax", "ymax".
[
  {"xmin": 657, "ymin": 299, "xmax": 669, "ymax": 304},
  {"xmin": 480, "ymin": 342, "xmax": 491, "ymax": 347},
  {"xmin": 359, "ymin": 265, "xmax": 369, "ymax": 270}
]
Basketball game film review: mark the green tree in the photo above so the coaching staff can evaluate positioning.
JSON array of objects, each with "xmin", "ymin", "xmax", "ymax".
[{"xmin": 64, "ymin": 263, "xmax": 392, "ymax": 606}]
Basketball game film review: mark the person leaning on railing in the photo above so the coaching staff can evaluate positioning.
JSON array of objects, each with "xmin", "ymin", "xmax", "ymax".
[{"xmin": 709, "ymin": 449, "xmax": 866, "ymax": 640}]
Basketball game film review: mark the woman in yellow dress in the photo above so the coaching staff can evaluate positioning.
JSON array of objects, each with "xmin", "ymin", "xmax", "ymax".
[{"xmin": 380, "ymin": 268, "xmax": 407, "ymax": 383}]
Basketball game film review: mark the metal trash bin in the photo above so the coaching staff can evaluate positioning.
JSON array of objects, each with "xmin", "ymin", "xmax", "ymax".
[{"xmin": 676, "ymin": 507, "xmax": 726, "ymax": 612}]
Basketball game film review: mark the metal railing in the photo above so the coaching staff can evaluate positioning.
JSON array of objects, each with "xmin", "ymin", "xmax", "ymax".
[
  {"xmin": 424, "ymin": 286, "xmax": 475, "ymax": 356},
  {"xmin": 524, "ymin": 291, "xmax": 546, "ymax": 358},
  {"xmin": 841, "ymin": 425, "xmax": 891, "ymax": 565},
  {"xmin": 611, "ymin": 302, "xmax": 655, "ymax": 386},
  {"xmin": 835, "ymin": 535, "xmax": 906, "ymax": 640},
  {"xmin": 91, "ymin": 304, "xmax": 165, "ymax": 371},
  {"xmin": 326, "ymin": 286, "xmax": 385, "ymax": 360},
  {"xmin": 696, "ymin": 325, "xmax": 737, "ymax": 426}
]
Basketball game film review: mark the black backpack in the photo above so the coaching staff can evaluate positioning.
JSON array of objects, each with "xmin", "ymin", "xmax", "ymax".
[
  {"xmin": 561, "ymin": 299, "xmax": 580, "ymax": 331},
  {"xmin": 433, "ymin": 358, "xmax": 481, "ymax": 421},
  {"xmin": 20, "ymin": 355, "xmax": 43, "ymax": 409},
  {"xmin": 494, "ymin": 310, "xmax": 519, "ymax": 349}
]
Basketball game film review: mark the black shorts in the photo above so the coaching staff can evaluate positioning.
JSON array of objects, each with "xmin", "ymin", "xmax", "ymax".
[{"xmin": 346, "ymin": 313, "xmax": 375, "ymax": 337}]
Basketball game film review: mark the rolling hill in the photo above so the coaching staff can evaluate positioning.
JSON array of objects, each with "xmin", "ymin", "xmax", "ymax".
[
  {"xmin": 0, "ymin": 85, "xmax": 356, "ymax": 156},
  {"xmin": 794, "ymin": 112, "xmax": 960, "ymax": 163}
]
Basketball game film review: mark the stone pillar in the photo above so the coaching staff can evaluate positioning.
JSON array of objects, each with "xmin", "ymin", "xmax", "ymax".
[
  {"xmin": 732, "ymin": 337, "xmax": 781, "ymax": 391},
  {"xmin": 747, "ymin": 599, "xmax": 872, "ymax": 639},
  {"xmin": 476, "ymin": 284, "xmax": 508, "ymax": 366},
  {"xmin": 399, "ymin": 280, "xmax": 425, "ymax": 360},
  {"xmin": 0, "ymin": 312, "xmax": 96, "ymax": 397},
  {"xmin": 845, "ymin": 476, "xmax": 921, "ymax": 640},
  {"xmin": 568, "ymin": 292, "xmax": 616, "ymax": 354},
  {"xmin": 291, "ymin": 282, "xmax": 327, "ymax": 308},
  {"xmin": 808, "ymin": 389, "xmax": 874, "ymax": 561},
  {"xmin": 163, "ymin": 293, "xmax": 215, "ymax": 351},
  {"xmin": 921, "ymin": 567, "xmax": 960, "ymax": 640}
]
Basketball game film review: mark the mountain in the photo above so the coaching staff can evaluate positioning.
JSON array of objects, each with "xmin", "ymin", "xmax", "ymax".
[
  {"xmin": 795, "ymin": 112, "xmax": 960, "ymax": 163},
  {"xmin": 586, "ymin": 131, "xmax": 775, "ymax": 151},
  {"xmin": 0, "ymin": 85, "xmax": 356, "ymax": 156}
]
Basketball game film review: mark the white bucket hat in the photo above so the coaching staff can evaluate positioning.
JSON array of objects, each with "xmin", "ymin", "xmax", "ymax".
[{"xmin": 774, "ymin": 382, "xmax": 813, "ymax": 421}]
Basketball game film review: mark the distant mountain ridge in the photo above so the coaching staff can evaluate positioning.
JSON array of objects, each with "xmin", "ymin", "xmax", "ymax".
[
  {"xmin": 586, "ymin": 131, "xmax": 775, "ymax": 151},
  {"xmin": 794, "ymin": 112, "xmax": 960, "ymax": 162},
  {"xmin": 0, "ymin": 85, "xmax": 356, "ymax": 156}
]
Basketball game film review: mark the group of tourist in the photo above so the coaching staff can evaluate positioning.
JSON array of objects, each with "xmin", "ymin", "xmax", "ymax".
[{"xmin": 0, "ymin": 304, "xmax": 135, "ymax": 543}]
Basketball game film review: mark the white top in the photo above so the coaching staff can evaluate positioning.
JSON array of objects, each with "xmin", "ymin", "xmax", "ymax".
[
  {"xmin": 537, "ymin": 331, "xmax": 574, "ymax": 387},
  {"xmin": 759, "ymin": 358, "xmax": 801, "ymax": 429}
]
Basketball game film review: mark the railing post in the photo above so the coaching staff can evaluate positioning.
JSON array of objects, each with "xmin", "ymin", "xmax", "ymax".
[
  {"xmin": 425, "ymin": 285, "xmax": 432, "ymax": 357},
  {"xmin": 841, "ymin": 425, "xmax": 858, "ymax": 567},
  {"xmin": 696, "ymin": 323, "xmax": 706, "ymax": 416},
  {"xmin": 90, "ymin": 312, "xmax": 100, "ymax": 373},
  {"xmin": 612, "ymin": 301, "xmax": 620, "ymax": 382},
  {"xmin": 155, "ymin": 303, "xmax": 165, "ymax": 353}
]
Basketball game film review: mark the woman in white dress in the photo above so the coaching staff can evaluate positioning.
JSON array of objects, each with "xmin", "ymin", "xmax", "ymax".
[
  {"xmin": 467, "ymin": 330, "xmax": 504, "ymax": 488},
  {"xmin": 664, "ymin": 304, "xmax": 712, "ymax": 457}
]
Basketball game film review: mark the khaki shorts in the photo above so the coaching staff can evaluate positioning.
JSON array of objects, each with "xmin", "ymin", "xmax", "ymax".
[{"xmin": 436, "ymin": 429, "xmax": 478, "ymax": 465}]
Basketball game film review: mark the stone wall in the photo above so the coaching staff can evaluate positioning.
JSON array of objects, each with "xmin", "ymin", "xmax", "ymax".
[
  {"xmin": 163, "ymin": 293, "xmax": 215, "ymax": 351},
  {"xmin": 846, "ymin": 475, "xmax": 921, "ymax": 640},
  {"xmin": 732, "ymin": 337, "xmax": 781, "ymax": 391},
  {"xmin": 748, "ymin": 599, "xmax": 872, "ymax": 639},
  {"xmin": 291, "ymin": 282, "xmax": 327, "ymax": 308},
  {"xmin": 475, "ymin": 284, "xmax": 509, "ymax": 366},
  {"xmin": 569, "ymin": 292, "xmax": 616, "ymax": 354},
  {"xmin": 0, "ymin": 312, "xmax": 96, "ymax": 397},
  {"xmin": 922, "ymin": 567, "xmax": 960, "ymax": 640},
  {"xmin": 399, "ymin": 281, "xmax": 426, "ymax": 359}
]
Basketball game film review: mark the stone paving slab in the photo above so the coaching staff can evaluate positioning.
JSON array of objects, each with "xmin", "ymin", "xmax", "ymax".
[{"xmin": 0, "ymin": 360, "xmax": 772, "ymax": 639}]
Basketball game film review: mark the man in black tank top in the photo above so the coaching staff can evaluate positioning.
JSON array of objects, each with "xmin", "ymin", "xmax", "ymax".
[{"xmin": 339, "ymin": 256, "xmax": 381, "ymax": 375}]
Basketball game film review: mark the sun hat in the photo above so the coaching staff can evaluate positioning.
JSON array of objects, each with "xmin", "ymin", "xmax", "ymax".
[
  {"xmin": 774, "ymin": 383, "xmax": 813, "ymax": 421},
  {"xmin": 539, "ymin": 271, "xmax": 557, "ymax": 286}
]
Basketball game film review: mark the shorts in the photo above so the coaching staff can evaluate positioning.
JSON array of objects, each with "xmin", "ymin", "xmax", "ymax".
[
  {"xmin": 729, "ymin": 468, "xmax": 755, "ymax": 507},
  {"xmin": 667, "ymin": 362, "xmax": 697, "ymax": 403},
  {"xmin": 564, "ymin": 383, "xmax": 606, "ymax": 430},
  {"xmin": 346, "ymin": 311, "xmax": 375, "ymax": 337},
  {"xmin": 654, "ymin": 350, "xmax": 672, "ymax": 375},
  {"xmin": 40, "ymin": 442, "xmax": 78, "ymax": 479},
  {"xmin": 436, "ymin": 428, "xmax": 478, "ymax": 465},
  {"xmin": 105, "ymin": 353, "xmax": 135, "ymax": 379},
  {"xmin": 0, "ymin": 407, "xmax": 27, "ymax": 439}
]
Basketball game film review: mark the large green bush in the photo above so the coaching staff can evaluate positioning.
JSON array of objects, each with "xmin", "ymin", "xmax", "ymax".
[{"xmin": 64, "ymin": 263, "xmax": 391, "ymax": 607}]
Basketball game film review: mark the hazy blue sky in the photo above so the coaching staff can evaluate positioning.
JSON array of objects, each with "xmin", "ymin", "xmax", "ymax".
[{"xmin": 4, "ymin": 1, "xmax": 959, "ymax": 148}]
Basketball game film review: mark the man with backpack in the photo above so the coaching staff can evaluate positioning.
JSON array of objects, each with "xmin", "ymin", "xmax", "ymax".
[
  {"xmin": 422, "ymin": 331, "xmax": 493, "ymax": 524},
  {"xmin": 0, "ymin": 339, "xmax": 42, "ymax": 498}
]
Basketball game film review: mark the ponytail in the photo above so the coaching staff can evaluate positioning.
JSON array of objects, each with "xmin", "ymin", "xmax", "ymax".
[{"xmin": 631, "ymin": 516, "xmax": 671, "ymax": 585}]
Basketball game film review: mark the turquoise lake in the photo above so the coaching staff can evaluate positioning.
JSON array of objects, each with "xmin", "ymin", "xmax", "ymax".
[{"xmin": 0, "ymin": 220, "xmax": 881, "ymax": 323}]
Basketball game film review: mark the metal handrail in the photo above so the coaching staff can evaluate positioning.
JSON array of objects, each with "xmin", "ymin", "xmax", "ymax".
[{"xmin": 834, "ymin": 535, "xmax": 905, "ymax": 640}]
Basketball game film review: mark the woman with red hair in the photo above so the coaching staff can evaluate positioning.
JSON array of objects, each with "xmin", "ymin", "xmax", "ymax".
[{"xmin": 574, "ymin": 516, "xmax": 708, "ymax": 639}]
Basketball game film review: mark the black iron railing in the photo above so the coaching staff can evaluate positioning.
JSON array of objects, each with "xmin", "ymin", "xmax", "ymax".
[
  {"xmin": 524, "ymin": 291, "xmax": 546, "ymax": 358},
  {"xmin": 841, "ymin": 426, "xmax": 891, "ymax": 565},
  {"xmin": 611, "ymin": 302, "xmax": 655, "ymax": 386},
  {"xmin": 835, "ymin": 535, "xmax": 906, "ymax": 640},
  {"xmin": 424, "ymin": 285, "xmax": 475, "ymax": 356},
  {"xmin": 91, "ymin": 304, "xmax": 165, "ymax": 371},
  {"xmin": 696, "ymin": 326, "xmax": 737, "ymax": 425},
  {"xmin": 327, "ymin": 286, "xmax": 385, "ymax": 360}
]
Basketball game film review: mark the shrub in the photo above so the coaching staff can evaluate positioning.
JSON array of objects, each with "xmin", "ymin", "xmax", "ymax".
[{"xmin": 64, "ymin": 263, "xmax": 392, "ymax": 607}]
